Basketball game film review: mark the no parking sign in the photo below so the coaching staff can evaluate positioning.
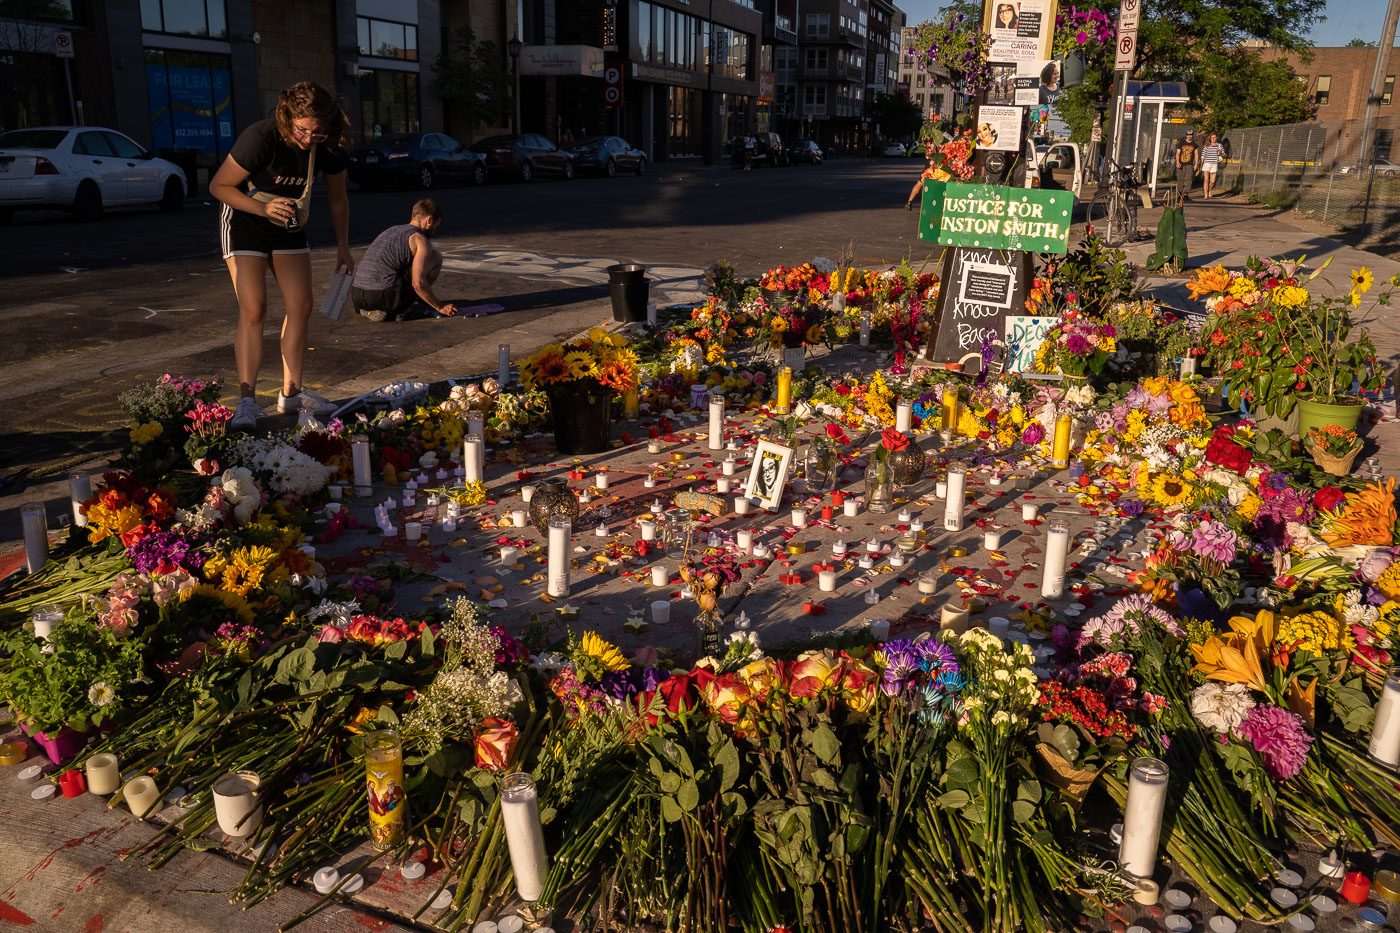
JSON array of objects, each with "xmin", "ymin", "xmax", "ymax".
[{"xmin": 603, "ymin": 64, "xmax": 623, "ymax": 107}]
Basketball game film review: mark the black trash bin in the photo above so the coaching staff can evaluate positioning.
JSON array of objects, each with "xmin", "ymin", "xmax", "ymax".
[{"xmin": 606, "ymin": 263, "xmax": 649, "ymax": 323}]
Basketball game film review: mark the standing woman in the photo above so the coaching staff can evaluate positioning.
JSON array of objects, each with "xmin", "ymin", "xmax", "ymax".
[{"xmin": 211, "ymin": 81, "xmax": 354, "ymax": 429}]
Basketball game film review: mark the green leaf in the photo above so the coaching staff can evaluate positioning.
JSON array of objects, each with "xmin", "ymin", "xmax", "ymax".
[
  {"xmin": 811, "ymin": 723, "xmax": 840, "ymax": 764},
  {"xmin": 962, "ymin": 803, "xmax": 987, "ymax": 824},
  {"xmin": 1012, "ymin": 799, "xmax": 1037, "ymax": 823},
  {"xmin": 1017, "ymin": 779, "xmax": 1043, "ymax": 804},
  {"xmin": 716, "ymin": 740, "xmax": 740, "ymax": 793},
  {"xmin": 945, "ymin": 754, "xmax": 980, "ymax": 789},
  {"xmin": 721, "ymin": 790, "xmax": 748, "ymax": 819},
  {"xmin": 937, "ymin": 789, "xmax": 971, "ymax": 809},
  {"xmin": 659, "ymin": 771, "xmax": 682, "ymax": 794},
  {"xmin": 383, "ymin": 640, "xmax": 408, "ymax": 661},
  {"xmin": 660, "ymin": 796, "xmax": 683, "ymax": 822},
  {"xmin": 812, "ymin": 768, "xmax": 838, "ymax": 792},
  {"xmin": 677, "ymin": 778, "xmax": 700, "ymax": 812}
]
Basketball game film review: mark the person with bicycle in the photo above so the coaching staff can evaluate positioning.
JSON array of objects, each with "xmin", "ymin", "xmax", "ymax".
[{"xmin": 1174, "ymin": 130, "xmax": 1201, "ymax": 202}]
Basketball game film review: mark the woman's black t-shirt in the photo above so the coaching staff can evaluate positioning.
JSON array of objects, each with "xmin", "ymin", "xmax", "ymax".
[{"xmin": 227, "ymin": 118, "xmax": 349, "ymax": 197}]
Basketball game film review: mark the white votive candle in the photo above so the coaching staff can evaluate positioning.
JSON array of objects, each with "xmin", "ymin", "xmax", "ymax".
[
  {"xmin": 500, "ymin": 773, "xmax": 550, "ymax": 903},
  {"xmin": 936, "ymin": 480, "xmax": 948, "ymax": 499},
  {"xmin": 722, "ymin": 459, "xmax": 736, "ymax": 476},
  {"xmin": 651, "ymin": 600, "xmax": 672, "ymax": 625},
  {"xmin": 85, "ymin": 753, "xmax": 120, "ymax": 795},
  {"xmin": 735, "ymin": 497, "xmax": 753, "ymax": 515},
  {"xmin": 640, "ymin": 520, "xmax": 657, "ymax": 541},
  {"xmin": 792, "ymin": 507, "xmax": 807, "ymax": 527},
  {"xmin": 736, "ymin": 529, "xmax": 754, "ymax": 551},
  {"xmin": 512, "ymin": 510, "xmax": 527, "ymax": 528},
  {"xmin": 501, "ymin": 546, "xmax": 519, "ymax": 565},
  {"xmin": 941, "ymin": 604, "xmax": 969, "ymax": 632},
  {"xmin": 1369, "ymin": 665, "xmax": 1400, "ymax": 767},
  {"xmin": 844, "ymin": 499, "xmax": 859, "ymax": 517},
  {"xmin": 69, "ymin": 472, "xmax": 92, "ymax": 527},
  {"xmin": 405, "ymin": 521, "xmax": 422, "ymax": 543},
  {"xmin": 124, "ymin": 775, "xmax": 163, "ymax": 819},
  {"xmin": 868, "ymin": 619, "xmax": 891, "ymax": 639},
  {"xmin": 984, "ymin": 529, "xmax": 1003, "ymax": 550},
  {"xmin": 648, "ymin": 440, "xmax": 662, "ymax": 454},
  {"xmin": 352, "ymin": 439, "xmax": 372, "ymax": 495},
  {"xmin": 1022, "ymin": 503, "xmax": 1039, "ymax": 521},
  {"xmin": 1042, "ymin": 520, "xmax": 1070, "ymax": 599},
  {"xmin": 547, "ymin": 519, "xmax": 571, "ymax": 597},
  {"xmin": 895, "ymin": 401, "xmax": 912, "ymax": 433},
  {"xmin": 819, "ymin": 570, "xmax": 837, "ymax": 591},
  {"xmin": 717, "ymin": 477, "xmax": 731, "ymax": 493},
  {"xmin": 1120, "ymin": 757, "xmax": 1169, "ymax": 878},
  {"xmin": 596, "ymin": 472, "xmax": 610, "ymax": 490},
  {"xmin": 651, "ymin": 565, "xmax": 668, "ymax": 586},
  {"xmin": 325, "ymin": 502, "xmax": 343, "ymax": 517},
  {"xmin": 521, "ymin": 485, "xmax": 536, "ymax": 503},
  {"xmin": 328, "ymin": 484, "xmax": 343, "ymax": 499}
]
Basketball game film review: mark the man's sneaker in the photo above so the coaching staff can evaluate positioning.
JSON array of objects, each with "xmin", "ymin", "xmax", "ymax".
[
  {"xmin": 230, "ymin": 397, "xmax": 265, "ymax": 431},
  {"xmin": 359, "ymin": 309, "xmax": 388, "ymax": 322},
  {"xmin": 278, "ymin": 387, "xmax": 335, "ymax": 415}
]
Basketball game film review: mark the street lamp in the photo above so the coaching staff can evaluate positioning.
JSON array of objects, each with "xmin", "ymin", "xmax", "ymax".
[{"xmin": 508, "ymin": 36, "xmax": 522, "ymax": 134}]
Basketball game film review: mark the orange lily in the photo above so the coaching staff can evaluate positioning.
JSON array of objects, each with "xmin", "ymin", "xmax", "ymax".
[{"xmin": 1189, "ymin": 635, "xmax": 1268, "ymax": 692}]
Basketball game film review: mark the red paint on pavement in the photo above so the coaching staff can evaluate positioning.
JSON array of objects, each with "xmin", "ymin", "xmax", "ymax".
[
  {"xmin": 83, "ymin": 915, "xmax": 103, "ymax": 932},
  {"xmin": 0, "ymin": 902, "xmax": 36, "ymax": 924}
]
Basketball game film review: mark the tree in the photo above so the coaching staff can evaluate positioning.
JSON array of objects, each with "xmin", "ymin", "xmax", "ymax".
[
  {"xmin": 1346, "ymin": 38, "xmax": 1378, "ymax": 46},
  {"xmin": 432, "ymin": 26, "xmax": 515, "ymax": 138},
  {"xmin": 867, "ymin": 91, "xmax": 924, "ymax": 140},
  {"xmin": 1195, "ymin": 48, "xmax": 1315, "ymax": 134}
]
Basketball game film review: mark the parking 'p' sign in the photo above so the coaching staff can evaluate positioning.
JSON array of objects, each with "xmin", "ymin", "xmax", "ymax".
[
  {"xmin": 53, "ymin": 30, "xmax": 74, "ymax": 58},
  {"xmin": 603, "ymin": 64, "xmax": 623, "ymax": 106}
]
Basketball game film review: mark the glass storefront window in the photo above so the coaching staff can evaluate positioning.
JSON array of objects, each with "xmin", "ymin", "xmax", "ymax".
[
  {"xmin": 142, "ymin": 0, "xmax": 227, "ymax": 38},
  {"xmin": 0, "ymin": 0, "xmax": 76, "ymax": 22},
  {"xmin": 144, "ymin": 47, "xmax": 234, "ymax": 154},
  {"xmin": 635, "ymin": 2, "xmax": 651, "ymax": 62},
  {"xmin": 0, "ymin": 50, "xmax": 71, "ymax": 128},
  {"xmin": 668, "ymin": 86, "xmax": 697, "ymax": 156},
  {"xmin": 359, "ymin": 17, "xmax": 417, "ymax": 61},
  {"xmin": 360, "ymin": 69, "xmax": 420, "ymax": 138}
]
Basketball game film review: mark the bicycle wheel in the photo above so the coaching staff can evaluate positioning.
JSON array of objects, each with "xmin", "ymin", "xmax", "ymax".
[{"xmin": 1086, "ymin": 191, "xmax": 1129, "ymax": 247}]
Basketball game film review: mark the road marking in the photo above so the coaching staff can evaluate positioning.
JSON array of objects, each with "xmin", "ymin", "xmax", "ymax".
[{"xmin": 139, "ymin": 306, "xmax": 196, "ymax": 319}]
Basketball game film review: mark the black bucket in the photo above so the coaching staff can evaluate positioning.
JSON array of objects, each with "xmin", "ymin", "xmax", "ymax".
[
  {"xmin": 606, "ymin": 263, "xmax": 649, "ymax": 323},
  {"xmin": 548, "ymin": 390, "xmax": 613, "ymax": 455}
]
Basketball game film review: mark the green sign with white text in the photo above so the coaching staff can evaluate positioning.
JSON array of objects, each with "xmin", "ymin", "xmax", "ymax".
[{"xmin": 918, "ymin": 182, "xmax": 1074, "ymax": 254}]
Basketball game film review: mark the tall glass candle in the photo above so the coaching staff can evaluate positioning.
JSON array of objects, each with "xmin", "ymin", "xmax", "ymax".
[
  {"xmin": 1042, "ymin": 520, "xmax": 1070, "ymax": 598},
  {"xmin": 624, "ymin": 388, "xmax": 640, "ymax": 419},
  {"xmin": 708, "ymin": 392, "xmax": 725, "ymax": 450},
  {"xmin": 501, "ymin": 772, "xmax": 550, "ymax": 903},
  {"xmin": 943, "ymin": 463, "xmax": 967, "ymax": 532},
  {"xmin": 941, "ymin": 387, "xmax": 959, "ymax": 431},
  {"xmin": 20, "ymin": 503, "xmax": 46, "ymax": 574},
  {"xmin": 352, "ymin": 439, "xmax": 372, "ymax": 495},
  {"xmin": 895, "ymin": 400, "xmax": 912, "ymax": 433},
  {"xmin": 463, "ymin": 436, "xmax": 484, "ymax": 484},
  {"xmin": 499, "ymin": 343, "xmax": 511, "ymax": 385},
  {"xmin": 1180, "ymin": 355, "xmax": 1197, "ymax": 378},
  {"xmin": 859, "ymin": 305, "xmax": 870, "ymax": 346},
  {"xmin": 1052, "ymin": 414, "xmax": 1072, "ymax": 468},
  {"xmin": 468, "ymin": 412, "xmax": 485, "ymax": 441},
  {"xmin": 69, "ymin": 472, "xmax": 91, "ymax": 527},
  {"xmin": 366, "ymin": 730, "xmax": 406, "ymax": 849},
  {"xmin": 1120, "ymin": 757, "xmax": 1169, "ymax": 878},
  {"xmin": 775, "ymin": 367, "xmax": 793, "ymax": 414},
  {"xmin": 85, "ymin": 753, "xmax": 120, "ymax": 795},
  {"xmin": 547, "ymin": 518, "xmax": 571, "ymax": 597},
  {"xmin": 1369, "ymin": 665, "xmax": 1400, "ymax": 768}
]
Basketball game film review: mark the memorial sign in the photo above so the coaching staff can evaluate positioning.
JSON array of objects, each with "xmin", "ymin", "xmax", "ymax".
[{"xmin": 918, "ymin": 181, "xmax": 1074, "ymax": 254}]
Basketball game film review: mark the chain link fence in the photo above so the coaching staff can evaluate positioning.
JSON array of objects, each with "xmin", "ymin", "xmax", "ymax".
[{"xmin": 1218, "ymin": 116, "xmax": 1400, "ymax": 250}]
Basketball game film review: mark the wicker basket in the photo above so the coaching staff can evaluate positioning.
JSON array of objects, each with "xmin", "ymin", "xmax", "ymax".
[{"xmin": 1306, "ymin": 440, "xmax": 1362, "ymax": 476}]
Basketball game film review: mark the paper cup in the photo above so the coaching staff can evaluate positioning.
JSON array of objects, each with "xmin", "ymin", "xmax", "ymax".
[{"xmin": 213, "ymin": 770, "xmax": 264, "ymax": 838}]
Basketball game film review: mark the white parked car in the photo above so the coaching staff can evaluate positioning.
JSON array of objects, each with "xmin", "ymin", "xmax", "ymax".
[
  {"xmin": 883, "ymin": 141, "xmax": 907, "ymax": 157},
  {"xmin": 0, "ymin": 126, "xmax": 188, "ymax": 223}
]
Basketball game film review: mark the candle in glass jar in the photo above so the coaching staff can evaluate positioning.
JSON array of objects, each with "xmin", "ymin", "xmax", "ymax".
[
  {"xmin": 547, "ymin": 519, "xmax": 571, "ymax": 597},
  {"xmin": 943, "ymin": 464, "xmax": 967, "ymax": 532},
  {"xmin": 501, "ymin": 772, "xmax": 550, "ymax": 903},
  {"xmin": 895, "ymin": 400, "xmax": 912, "ymax": 433},
  {"xmin": 69, "ymin": 472, "xmax": 92, "ymax": 527},
  {"xmin": 499, "ymin": 343, "xmax": 511, "ymax": 386},
  {"xmin": 1369, "ymin": 665, "xmax": 1400, "ymax": 767},
  {"xmin": 85, "ymin": 753, "xmax": 120, "ymax": 795},
  {"xmin": 775, "ymin": 367, "xmax": 793, "ymax": 414},
  {"xmin": 1052, "ymin": 414, "xmax": 1072, "ymax": 468},
  {"xmin": 1120, "ymin": 757, "xmax": 1169, "ymax": 878},
  {"xmin": 708, "ymin": 392, "xmax": 725, "ymax": 450},
  {"xmin": 20, "ymin": 504, "xmax": 47, "ymax": 574},
  {"xmin": 1042, "ymin": 521, "xmax": 1070, "ymax": 598},
  {"xmin": 941, "ymin": 387, "xmax": 960, "ymax": 430},
  {"xmin": 365, "ymin": 730, "xmax": 405, "ymax": 849},
  {"xmin": 648, "ymin": 439, "xmax": 663, "ymax": 454},
  {"xmin": 918, "ymin": 572, "xmax": 938, "ymax": 594},
  {"xmin": 463, "ymin": 437, "xmax": 484, "ymax": 484},
  {"xmin": 352, "ymin": 439, "xmax": 372, "ymax": 495},
  {"xmin": 984, "ymin": 529, "xmax": 1003, "ymax": 550}
]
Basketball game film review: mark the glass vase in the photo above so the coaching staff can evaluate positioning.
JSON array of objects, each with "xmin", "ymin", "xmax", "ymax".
[
  {"xmin": 865, "ymin": 460, "xmax": 894, "ymax": 513},
  {"xmin": 692, "ymin": 609, "xmax": 723, "ymax": 662},
  {"xmin": 805, "ymin": 437, "xmax": 839, "ymax": 493}
]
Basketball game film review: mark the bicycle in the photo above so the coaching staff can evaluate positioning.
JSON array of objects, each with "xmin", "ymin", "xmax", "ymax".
[{"xmin": 1085, "ymin": 156, "xmax": 1145, "ymax": 247}]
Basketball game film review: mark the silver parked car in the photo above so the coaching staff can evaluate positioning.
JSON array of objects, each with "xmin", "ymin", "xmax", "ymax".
[{"xmin": 0, "ymin": 126, "xmax": 188, "ymax": 222}]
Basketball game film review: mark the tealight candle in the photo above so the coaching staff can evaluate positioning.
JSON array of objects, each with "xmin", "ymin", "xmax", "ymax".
[
  {"xmin": 736, "ymin": 530, "xmax": 754, "ymax": 551},
  {"xmin": 889, "ymin": 553, "xmax": 906, "ymax": 567},
  {"xmin": 1021, "ymin": 503, "xmax": 1039, "ymax": 522},
  {"xmin": 831, "ymin": 539, "xmax": 847, "ymax": 556},
  {"xmin": 910, "ymin": 520, "xmax": 925, "ymax": 532},
  {"xmin": 898, "ymin": 509, "xmax": 913, "ymax": 522},
  {"xmin": 819, "ymin": 570, "xmax": 837, "ymax": 591},
  {"xmin": 85, "ymin": 753, "xmax": 120, "ymax": 796},
  {"xmin": 844, "ymin": 499, "xmax": 859, "ymax": 517},
  {"xmin": 405, "ymin": 521, "xmax": 422, "ymax": 543},
  {"xmin": 640, "ymin": 520, "xmax": 657, "ymax": 541},
  {"xmin": 1120, "ymin": 757, "xmax": 1169, "ymax": 878},
  {"xmin": 651, "ymin": 565, "xmax": 668, "ymax": 586},
  {"xmin": 989, "ymin": 474, "xmax": 1002, "ymax": 486},
  {"xmin": 858, "ymin": 556, "xmax": 875, "ymax": 569},
  {"xmin": 578, "ymin": 490, "xmax": 592, "ymax": 504},
  {"xmin": 521, "ymin": 485, "xmax": 537, "ymax": 504},
  {"xmin": 792, "ymin": 507, "xmax": 807, "ymax": 527},
  {"xmin": 442, "ymin": 518, "xmax": 457, "ymax": 532},
  {"xmin": 707, "ymin": 532, "xmax": 721, "ymax": 548},
  {"xmin": 383, "ymin": 525, "xmax": 398, "ymax": 538},
  {"xmin": 595, "ymin": 523, "xmax": 608, "ymax": 537},
  {"xmin": 651, "ymin": 499, "xmax": 664, "ymax": 513},
  {"xmin": 644, "ymin": 475, "xmax": 658, "ymax": 488},
  {"xmin": 402, "ymin": 490, "xmax": 416, "ymax": 507},
  {"xmin": 512, "ymin": 510, "xmax": 528, "ymax": 528},
  {"xmin": 753, "ymin": 543, "xmax": 770, "ymax": 558},
  {"xmin": 866, "ymin": 539, "xmax": 881, "ymax": 553}
]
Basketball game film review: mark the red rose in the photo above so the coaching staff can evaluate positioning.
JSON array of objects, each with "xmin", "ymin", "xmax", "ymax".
[
  {"xmin": 473, "ymin": 718, "xmax": 519, "ymax": 771},
  {"xmin": 880, "ymin": 428, "xmax": 910, "ymax": 452},
  {"xmin": 826, "ymin": 423, "xmax": 849, "ymax": 445},
  {"xmin": 1314, "ymin": 485, "xmax": 1346, "ymax": 512},
  {"xmin": 1204, "ymin": 425, "xmax": 1252, "ymax": 473}
]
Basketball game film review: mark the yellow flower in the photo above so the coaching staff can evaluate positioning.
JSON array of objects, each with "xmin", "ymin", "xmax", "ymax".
[
  {"xmin": 1227, "ymin": 277, "xmax": 1258, "ymax": 298},
  {"xmin": 1377, "ymin": 563, "xmax": 1400, "ymax": 601},
  {"xmin": 1272, "ymin": 284, "xmax": 1309, "ymax": 309},
  {"xmin": 1150, "ymin": 472, "xmax": 1193, "ymax": 507},
  {"xmin": 1189, "ymin": 635, "xmax": 1267, "ymax": 691},
  {"xmin": 129, "ymin": 421, "xmax": 163, "ymax": 445},
  {"xmin": 1351, "ymin": 267, "xmax": 1375, "ymax": 294},
  {"xmin": 1279, "ymin": 610, "xmax": 1353, "ymax": 654},
  {"xmin": 1237, "ymin": 493, "xmax": 1261, "ymax": 522},
  {"xmin": 578, "ymin": 631, "xmax": 628, "ymax": 673},
  {"xmin": 177, "ymin": 583, "xmax": 256, "ymax": 626},
  {"xmin": 218, "ymin": 545, "xmax": 280, "ymax": 598},
  {"xmin": 564, "ymin": 351, "xmax": 599, "ymax": 381}
]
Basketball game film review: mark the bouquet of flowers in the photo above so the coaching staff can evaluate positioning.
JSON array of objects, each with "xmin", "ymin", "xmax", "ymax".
[
  {"xmin": 183, "ymin": 400, "xmax": 235, "ymax": 474},
  {"xmin": 756, "ymin": 296, "xmax": 827, "ymax": 349},
  {"xmin": 758, "ymin": 263, "xmax": 819, "ymax": 295},
  {"xmin": 520, "ymin": 327, "xmax": 640, "ymax": 398},
  {"xmin": 1034, "ymin": 310, "xmax": 1118, "ymax": 378}
]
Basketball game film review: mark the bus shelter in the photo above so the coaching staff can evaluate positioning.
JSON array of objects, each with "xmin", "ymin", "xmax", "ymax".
[{"xmin": 1118, "ymin": 81, "xmax": 1191, "ymax": 195}]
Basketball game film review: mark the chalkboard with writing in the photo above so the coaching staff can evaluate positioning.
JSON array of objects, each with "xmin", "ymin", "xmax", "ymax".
[{"xmin": 922, "ymin": 247, "xmax": 1033, "ymax": 365}]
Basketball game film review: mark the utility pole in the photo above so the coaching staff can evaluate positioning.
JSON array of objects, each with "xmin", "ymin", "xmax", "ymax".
[{"xmin": 1359, "ymin": 0, "xmax": 1400, "ymax": 170}]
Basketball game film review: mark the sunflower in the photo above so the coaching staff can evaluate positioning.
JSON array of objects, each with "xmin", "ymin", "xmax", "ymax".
[
  {"xmin": 564, "ymin": 350, "xmax": 599, "ymax": 381},
  {"xmin": 521, "ymin": 344, "xmax": 568, "ymax": 389},
  {"xmin": 599, "ymin": 360, "xmax": 640, "ymax": 393},
  {"xmin": 1351, "ymin": 267, "xmax": 1375, "ymax": 295},
  {"xmin": 1150, "ymin": 473, "xmax": 1194, "ymax": 507},
  {"xmin": 178, "ymin": 583, "xmax": 256, "ymax": 626},
  {"xmin": 218, "ymin": 545, "xmax": 280, "ymax": 597},
  {"xmin": 573, "ymin": 630, "xmax": 628, "ymax": 680}
]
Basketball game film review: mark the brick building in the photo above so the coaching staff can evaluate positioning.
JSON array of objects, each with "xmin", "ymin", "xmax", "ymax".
[{"xmin": 1258, "ymin": 44, "xmax": 1396, "ymax": 121}]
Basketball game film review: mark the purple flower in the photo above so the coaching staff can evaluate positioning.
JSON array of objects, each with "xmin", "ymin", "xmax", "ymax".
[
  {"xmin": 1191, "ymin": 520, "xmax": 1237, "ymax": 564},
  {"xmin": 1022, "ymin": 423, "xmax": 1046, "ymax": 445},
  {"xmin": 881, "ymin": 647, "xmax": 923, "ymax": 696},
  {"xmin": 1076, "ymin": 30, "xmax": 1088, "ymax": 43},
  {"xmin": 916, "ymin": 640, "xmax": 960, "ymax": 674},
  {"xmin": 600, "ymin": 669, "xmax": 639, "ymax": 701},
  {"xmin": 1357, "ymin": 547, "xmax": 1397, "ymax": 584},
  {"xmin": 1065, "ymin": 334, "xmax": 1091, "ymax": 355},
  {"xmin": 1120, "ymin": 498, "xmax": 1146, "ymax": 518},
  {"xmin": 1234, "ymin": 704, "xmax": 1313, "ymax": 780},
  {"xmin": 126, "ymin": 528, "xmax": 210, "ymax": 574}
]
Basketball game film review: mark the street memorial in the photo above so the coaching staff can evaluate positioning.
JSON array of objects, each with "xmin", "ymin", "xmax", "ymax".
[{"xmin": 5, "ymin": 9, "xmax": 1400, "ymax": 933}]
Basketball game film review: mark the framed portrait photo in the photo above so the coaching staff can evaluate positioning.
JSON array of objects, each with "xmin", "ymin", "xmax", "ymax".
[{"xmin": 744, "ymin": 440, "xmax": 794, "ymax": 510}]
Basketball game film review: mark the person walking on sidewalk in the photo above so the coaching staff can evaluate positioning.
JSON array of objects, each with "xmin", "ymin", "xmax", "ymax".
[
  {"xmin": 351, "ymin": 199, "xmax": 459, "ymax": 322},
  {"xmin": 210, "ymin": 81, "xmax": 354, "ymax": 430},
  {"xmin": 1174, "ymin": 130, "xmax": 1201, "ymax": 202},
  {"xmin": 743, "ymin": 134, "xmax": 756, "ymax": 171},
  {"xmin": 1200, "ymin": 132, "xmax": 1225, "ymax": 199}
]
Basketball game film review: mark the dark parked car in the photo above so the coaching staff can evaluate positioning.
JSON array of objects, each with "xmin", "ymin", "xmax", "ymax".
[
  {"xmin": 731, "ymin": 132, "xmax": 789, "ymax": 168},
  {"xmin": 567, "ymin": 136, "xmax": 648, "ymax": 176},
  {"xmin": 470, "ymin": 134, "xmax": 575, "ymax": 182},
  {"xmin": 348, "ymin": 133, "xmax": 486, "ymax": 190},
  {"xmin": 786, "ymin": 138, "xmax": 824, "ymax": 165}
]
